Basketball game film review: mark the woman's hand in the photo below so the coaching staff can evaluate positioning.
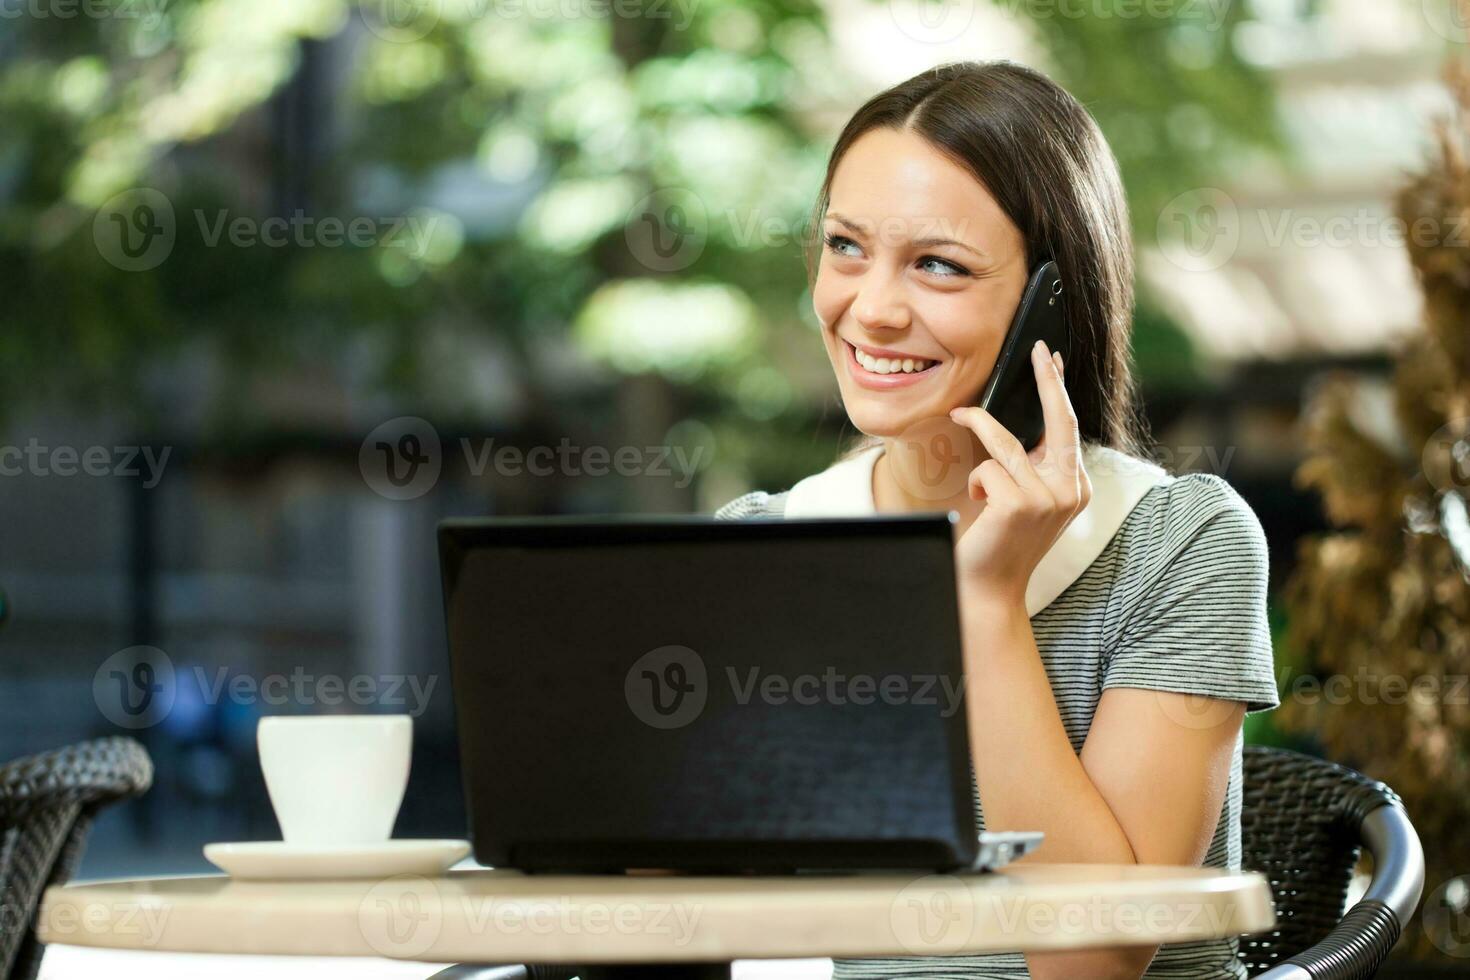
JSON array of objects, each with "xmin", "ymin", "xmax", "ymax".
[{"xmin": 948, "ymin": 339, "xmax": 1091, "ymax": 608}]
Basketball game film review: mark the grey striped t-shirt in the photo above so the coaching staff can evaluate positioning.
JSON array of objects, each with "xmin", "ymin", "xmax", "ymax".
[{"xmin": 714, "ymin": 470, "xmax": 1281, "ymax": 979}]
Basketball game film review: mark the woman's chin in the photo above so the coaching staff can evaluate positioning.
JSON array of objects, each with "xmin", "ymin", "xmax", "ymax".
[{"xmin": 840, "ymin": 399, "xmax": 945, "ymax": 440}]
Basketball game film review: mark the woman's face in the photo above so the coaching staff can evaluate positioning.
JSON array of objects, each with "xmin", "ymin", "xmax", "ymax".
[{"xmin": 813, "ymin": 126, "xmax": 1030, "ymax": 439}]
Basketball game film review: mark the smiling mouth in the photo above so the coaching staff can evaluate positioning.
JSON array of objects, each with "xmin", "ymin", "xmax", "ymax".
[
  {"xmin": 846, "ymin": 340, "xmax": 939, "ymax": 375},
  {"xmin": 841, "ymin": 340, "xmax": 942, "ymax": 391}
]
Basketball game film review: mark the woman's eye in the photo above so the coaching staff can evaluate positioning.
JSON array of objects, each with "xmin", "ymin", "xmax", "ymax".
[
  {"xmin": 919, "ymin": 255, "xmax": 969, "ymax": 277},
  {"xmin": 823, "ymin": 233, "xmax": 862, "ymax": 258}
]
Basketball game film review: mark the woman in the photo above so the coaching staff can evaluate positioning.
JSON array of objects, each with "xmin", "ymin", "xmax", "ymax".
[{"xmin": 715, "ymin": 61, "xmax": 1279, "ymax": 979}]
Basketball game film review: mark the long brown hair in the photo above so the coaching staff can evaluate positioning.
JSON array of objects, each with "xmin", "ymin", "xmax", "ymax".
[{"xmin": 807, "ymin": 60, "xmax": 1149, "ymax": 458}]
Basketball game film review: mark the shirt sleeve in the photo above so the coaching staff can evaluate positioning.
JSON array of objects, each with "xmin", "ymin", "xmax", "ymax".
[{"xmin": 1102, "ymin": 474, "xmax": 1281, "ymax": 714}]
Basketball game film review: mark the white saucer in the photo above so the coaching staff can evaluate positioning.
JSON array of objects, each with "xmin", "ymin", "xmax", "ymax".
[{"xmin": 204, "ymin": 839, "xmax": 471, "ymax": 880}]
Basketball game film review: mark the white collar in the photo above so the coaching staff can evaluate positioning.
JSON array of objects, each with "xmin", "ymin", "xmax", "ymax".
[{"xmin": 782, "ymin": 442, "xmax": 1173, "ymax": 616}]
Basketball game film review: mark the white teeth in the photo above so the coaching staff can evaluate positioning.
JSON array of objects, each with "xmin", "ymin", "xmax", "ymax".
[{"xmin": 852, "ymin": 346, "xmax": 934, "ymax": 375}]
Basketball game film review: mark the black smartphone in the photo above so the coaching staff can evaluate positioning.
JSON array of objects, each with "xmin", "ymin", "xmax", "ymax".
[{"xmin": 975, "ymin": 259, "xmax": 1069, "ymax": 451}]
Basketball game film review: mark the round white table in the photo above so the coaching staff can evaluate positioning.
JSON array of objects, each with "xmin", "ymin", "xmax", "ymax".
[{"xmin": 39, "ymin": 864, "xmax": 1276, "ymax": 979}]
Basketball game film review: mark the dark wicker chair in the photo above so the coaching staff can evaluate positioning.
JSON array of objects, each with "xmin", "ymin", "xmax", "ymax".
[
  {"xmin": 0, "ymin": 737, "xmax": 153, "ymax": 980},
  {"xmin": 1238, "ymin": 745, "xmax": 1424, "ymax": 979}
]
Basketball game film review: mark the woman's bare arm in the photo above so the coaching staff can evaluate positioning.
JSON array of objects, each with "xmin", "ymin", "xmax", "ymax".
[{"xmin": 960, "ymin": 588, "xmax": 1245, "ymax": 979}]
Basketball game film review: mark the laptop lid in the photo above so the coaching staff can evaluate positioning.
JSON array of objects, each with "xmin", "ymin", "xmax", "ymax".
[{"xmin": 438, "ymin": 514, "xmax": 976, "ymax": 873}]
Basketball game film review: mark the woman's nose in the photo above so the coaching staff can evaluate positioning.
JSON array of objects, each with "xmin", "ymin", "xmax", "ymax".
[{"xmin": 850, "ymin": 267, "xmax": 912, "ymax": 333}]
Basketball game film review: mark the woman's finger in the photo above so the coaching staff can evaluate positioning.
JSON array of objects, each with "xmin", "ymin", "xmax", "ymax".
[
  {"xmin": 1034, "ymin": 341, "xmax": 1081, "ymax": 457},
  {"xmin": 1026, "ymin": 429, "xmax": 1048, "ymax": 470},
  {"xmin": 1032, "ymin": 342, "xmax": 1086, "ymax": 496},
  {"xmin": 968, "ymin": 456, "xmax": 1021, "ymax": 504},
  {"xmin": 948, "ymin": 404, "xmax": 1048, "ymax": 498}
]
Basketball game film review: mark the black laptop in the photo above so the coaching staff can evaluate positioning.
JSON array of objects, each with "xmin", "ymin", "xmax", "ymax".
[{"xmin": 438, "ymin": 514, "xmax": 1041, "ymax": 873}]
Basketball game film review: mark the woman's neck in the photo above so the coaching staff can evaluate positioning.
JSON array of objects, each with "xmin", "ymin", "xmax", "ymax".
[{"xmin": 871, "ymin": 434, "xmax": 988, "ymax": 533}]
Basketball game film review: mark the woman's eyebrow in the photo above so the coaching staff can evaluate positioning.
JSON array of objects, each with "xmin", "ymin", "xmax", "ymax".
[{"xmin": 826, "ymin": 211, "xmax": 991, "ymax": 261}]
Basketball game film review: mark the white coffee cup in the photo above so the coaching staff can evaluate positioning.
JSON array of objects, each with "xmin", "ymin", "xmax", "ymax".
[{"xmin": 257, "ymin": 715, "xmax": 412, "ymax": 846}]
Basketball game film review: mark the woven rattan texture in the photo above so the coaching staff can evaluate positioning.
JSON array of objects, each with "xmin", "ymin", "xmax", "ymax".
[
  {"xmin": 0, "ymin": 738, "xmax": 152, "ymax": 980},
  {"xmin": 1237, "ymin": 746, "xmax": 1404, "ymax": 978}
]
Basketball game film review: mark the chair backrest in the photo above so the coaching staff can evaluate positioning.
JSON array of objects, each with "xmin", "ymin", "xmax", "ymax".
[
  {"xmin": 1236, "ymin": 744, "xmax": 1403, "ymax": 977},
  {"xmin": 0, "ymin": 737, "xmax": 153, "ymax": 980}
]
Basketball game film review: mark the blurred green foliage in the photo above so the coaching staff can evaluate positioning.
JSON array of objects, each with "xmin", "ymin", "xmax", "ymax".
[{"xmin": 0, "ymin": 0, "xmax": 1283, "ymax": 489}]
